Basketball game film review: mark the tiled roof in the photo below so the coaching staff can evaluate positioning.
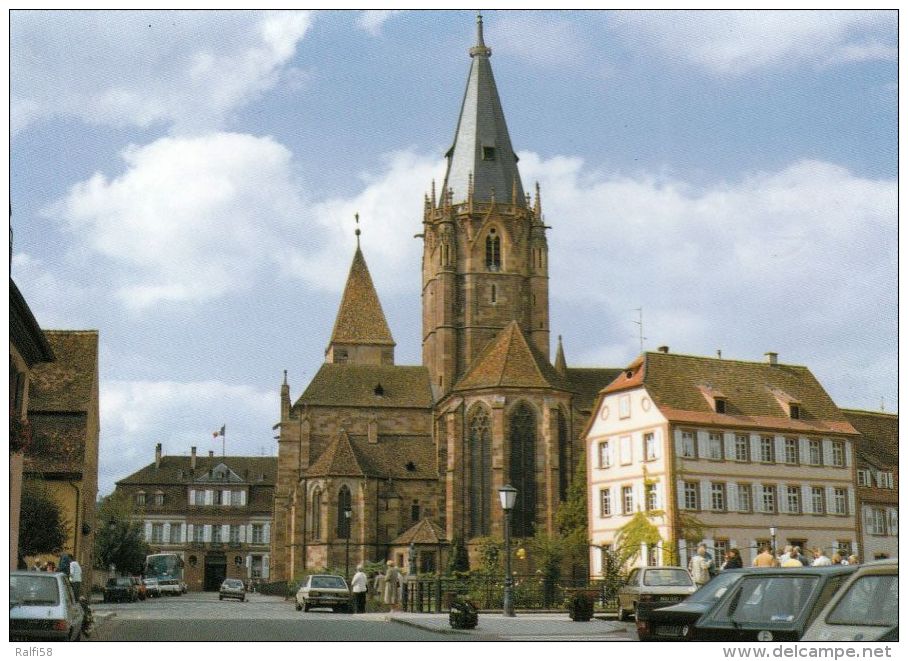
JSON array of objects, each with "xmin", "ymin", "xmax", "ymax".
[
  {"xmin": 565, "ymin": 368, "xmax": 623, "ymax": 411},
  {"xmin": 10, "ymin": 278, "xmax": 54, "ymax": 366},
  {"xmin": 327, "ymin": 247, "xmax": 395, "ymax": 347},
  {"xmin": 842, "ymin": 409, "xmax": 898, "ymax": 466},
  {"xmin": 117, "ymin": 455, "xmax": 278, "ymax": 486},
  {"xmin": 390, "ymin": 518, "xmax": 448, "ymax": 546},
  {"xmin": 607, "ymin": 352, "xmax": 857, "ymax": 435},
  {"xmin": 296, "ymin": 364, "xmax": 433, "ymax": 408},
  {"xmin": 24, "ymin": 413, "xmax": 86, "ymax": 475},
  {"xmin": 454, "ymin": 321, "xmax": 571, "ymax": 392},
  {"xmin": 28, "ymin": 331, "xmax": 98, "ymax": 413},
  {"xmin": 305, "ymin": 433, "xmax": 437, "ymax": 481}
]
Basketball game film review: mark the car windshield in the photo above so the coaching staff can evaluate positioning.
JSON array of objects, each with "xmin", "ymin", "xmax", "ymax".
[
  {"xmin": 116, "ymin": 578, "xmax": 133, "ymax": 586},
  {"xmin": 310, "ymin": 576, "xmax": 346, "ymax": 589},
  {"xmin": 10, "ymin": 575, "xmax": 60, "ymax": 606},
  {"xmin": 224, "ymin": 580, "xmax": 243, "ymax": 588},
  {"xmin": 644, "ymin": 569, "xmax": 693, "ymax": 587},
  {"xmin": 724, "ymin": 576, "xmax": 819, "ymax": 625},
  {"xmin": 826, "ymin": 574, "xmax": 898, "ymax": 627},
  {"xmin": 687, "ymin": 572, "xmax": 744, "ymax": 604}
]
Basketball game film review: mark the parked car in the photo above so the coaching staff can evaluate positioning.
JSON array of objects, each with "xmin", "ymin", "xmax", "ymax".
[
  {"xmin": 156, "ymin": 576, "xmax": 182, "ymax": 596},
  {"xmin": 693, "ymin": 565, "xmax": 856, "ymax": 641},
  {"xmin": 618, "ymin": 566, "xmax": 697, "ymax": 621},
  {"xmin": 143, "ymin": 577, "xmax": 161, "ymax": 598},
  {"xmin": 131, "ymin": 576, "xmax": 147, "ymax": 600},
  {"xmin": 103, "ymin": 576, "xmax": 138, "ymax": 603},
  {"xmin": 219, "ymin": 578, "xmax": 247, "ymax": 602},
  {"xmin": 10, "ymin": 571, "xmax": 85, "ymax": 641},
  {"xmin": 295, "ymin": 574, "xmax": 352, "ymax": 613},
  {"xmin": 802, "ymin": 559, "xmax": 897, "ymax": 642},
  {"xmin": 636, "ymin": 569, "xmax": 750, "ymax": 641}
]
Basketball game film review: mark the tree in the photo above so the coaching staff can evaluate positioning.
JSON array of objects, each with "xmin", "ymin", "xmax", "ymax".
[
  {"xmin": 94, "ymin": 493, "xmax": 150, "ymax": 575},
  {"xmin": 556, "ymin": 453, "xmax": 589, "ymax": 581},
  {"xmin": 614, "ymin": 511, "xmax": 662, "ymax": 567},
  {"xmin": 19, "ymin": 481, "xmax": 69, "ymax": 561},
  {"xmin": 530, "ymin": 532, "xmax": 563, "ymax": 607},
  {"xmin": 446, "ymin": 534, "xmax": 470, "ymax": 575}
]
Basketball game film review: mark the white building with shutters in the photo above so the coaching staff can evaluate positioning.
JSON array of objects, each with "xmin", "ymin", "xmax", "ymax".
[
  {"xmin": 586, "ymin": 349, "xmax": 861, "ymax": 575},
  {"xmin": 115, "ymin": 444, "xmax": 276, "ymax": 591}
]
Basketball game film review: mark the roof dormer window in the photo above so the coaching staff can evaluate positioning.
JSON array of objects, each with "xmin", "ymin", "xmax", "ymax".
[
  {"xmin": 714, "ymin": 398, "xmax": 727, "ymax": 414},
  {"xmin": 789, "ymin": 403, "xmax": 800, "ymax": 419},
  {"xmin": 482, "ymin": 146, "xmax": 496, "ymax": 161}
]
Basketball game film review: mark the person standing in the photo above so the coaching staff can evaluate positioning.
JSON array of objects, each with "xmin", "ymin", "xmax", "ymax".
[
  {"xmin": 383, "ymin": 561, "xmax": 401, "ymax": 611},
  {"xmin": 778, "ymin": 545, "xmax": 793, "ymax": 565},
  {"xmin": 688, "ymin": 545, "xmax": 713, "ymax": 588},
  {"xmin": 351, "ymin": 564, "xmax": 368, "ymax": 614},
  {"xmin": 69, "ymin": 557, "xmax": 83, "ymax": 600},
  {"xmin": 811, "ymin": 548, "xmax": 832, "ymax": 567},
  {"xmin": 781, "ymin": 548, "xmax": 804, "ymax": 567},
  {"xmin": 847, "ymin": 554, "xmax": 859, "ymax": 566},
  {"xmin": 722, "ymin": 548, "xmax": 743, "ymax": 570},
  {"xmin": 753, "ymin": 545, "xmax": 778, "ymax": 567}
]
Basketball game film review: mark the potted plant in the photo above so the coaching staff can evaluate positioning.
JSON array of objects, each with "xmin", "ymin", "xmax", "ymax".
[
  {"xmin": 567, "ymin": 590, "xmax": 594, "ymax": 622},
  {"xmin": 449, "ymin": 597, "xmax": 479, "ymax": 629}
]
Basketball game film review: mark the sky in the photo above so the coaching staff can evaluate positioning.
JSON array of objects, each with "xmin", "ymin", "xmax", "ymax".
[{"xmin": 8, "ymin": 9, "xmax": 898, "ymax": 498}]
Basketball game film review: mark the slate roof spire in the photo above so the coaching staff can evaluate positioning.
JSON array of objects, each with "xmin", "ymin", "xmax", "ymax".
[{"xmin": 441, "ymin": 13, "xmax": 525, "ymax": 207}]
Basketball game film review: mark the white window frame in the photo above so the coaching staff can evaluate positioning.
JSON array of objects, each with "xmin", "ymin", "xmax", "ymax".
[
  {"xmin": 832, "ymin": 441, "xmax": 846, "ymax": 467},
  {"xmin": 760, "ymin": 436, "xmax": 775, "ymax": 463},
  {"xmin": 646, "ymin": 482, "xmax": 658, "ymax": 511},
  {"xmin": 169, "ymin": 523, "xmax": 182, "ymax": 543},
  {"xmin": 683, "ymin": 481, "xmax": 699, "ymax": 510},
  {"xmin": 598, "ymin": 440, "xmax": 611, "ymax": 468},
  {"xmin": 708, "ymin": 432, "xmax": 723, "ymax": 460},
  {"xmin": 833, "ymin": 487, "xmax": 847, "ymax": 515},
  {"xmin": 811, "ymin": 486, "xmax": 825, "ymax": 514},
  {"xmin": 252, "ymin": 524, "xmax": 264, "ymax": 544},
  {"xmin": 808, "ymin": 439, "xmax": 822, "ymax": 466},
  {"xmin": 737, "ymin": 484, "xmax": 751, "ymax": 512},
  {"xmin": 857, "ymin": 469, "xmax": 871, "ymax": 487},
  {"xmin": 711, "ymin": 483, "xmax": 726, "ymax": 511},
  {"xmin": 151, "ymin": 523, "xmax": 164, "ymax": 543},
  {"xmin": 644, "ymin": 432, "xmax": 657, "ymax": 461},
  {"xmin": 599, "ymin": 489, "xmax": 611, "ymax": 517},
  {"xmin": 871, "ymin": 509, "xmax": 886, "ymax": 535},
  {"xmin": 622, "ymin": 485, "xmax": 634, "ymax": 515},
  {"xmin": 761, "ymin": 484, "xmax": 776, "ymax": 513},
  {"xmin": 786, "ymin": 486, "xmax": 800, "ymax": 514},
  {"xmin": 734, "ymin": 434, "xmax": 749, "ymax": 462},
  {"xmin": 784, "ymin": 438, "xmax": 799, "ymax": 465},
  {"xmin": 681, "ymin": 431, "xmax": 695, "ymax": 458}
]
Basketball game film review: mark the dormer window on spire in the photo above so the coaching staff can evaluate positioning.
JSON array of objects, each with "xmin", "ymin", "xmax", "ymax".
[
  {"xmin": 486, "ymin": 229, "xmax": 501, "ymax": 271},
  {"xmin": 482, "ymin": 146, "xmax": 496, "ymax": 161}
]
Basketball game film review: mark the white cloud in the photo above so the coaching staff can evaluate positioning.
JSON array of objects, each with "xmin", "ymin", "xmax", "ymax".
[
  {"xmin": 520, "ymin": 152, "xmax": 896, "ymax": 407},
  {"xmin": 99, "ymin": 378, "xmax": 276, "ymax": 495},
  {"xmin": 357, "ymin": 10, "xmax": 401, "ymax": 36},
  {"xmin": 494, "ymin": 12, "xmax": 587, "ymax": 66},
  {"xmin": 610, "ymin": 10, "xmax": 895, "ymax": 76},
  {"xmin": 45, "ymin": 132, "xmax": 308, "ymax": 309},
  {"xmin": 11, "ymin": 253, "xmax": 95, "ymax": 328},
  {"xmin": 10, "ymin": 10, "xmax": 312, "ymax": 134}
]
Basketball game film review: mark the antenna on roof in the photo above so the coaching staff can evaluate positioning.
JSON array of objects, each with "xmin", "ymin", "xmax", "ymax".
[{"xmin": 632, "ymin": 307, "xmax": 646, "ymax": 354}]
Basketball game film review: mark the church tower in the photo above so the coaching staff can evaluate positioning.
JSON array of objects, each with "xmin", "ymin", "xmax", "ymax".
[{"xmin": 422, "ymin": 14, "xmax": 550, "ymax": 396}]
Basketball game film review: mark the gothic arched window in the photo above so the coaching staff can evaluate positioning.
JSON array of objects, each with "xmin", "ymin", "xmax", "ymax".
[
  {"xmin": 311, "ymin": 488, "xmax": 322, "ymax": 540},
  {"xmin": 508, "ymin": 402, "xmax": 537, "ymax": 538},
  {"xmin": 556, "ymin": 408, "xmax": 570, "ymax": 502},
  {"xmin": 485, "ymin": 230, "xmax": 501, "ymax": 271},
  {"xmin": 336, "ymin": 485, "xmax": 352, "ymax": 539},
  {"xmin": 468, "ymin": 405, "xmax": 492, "ymax": 537}
]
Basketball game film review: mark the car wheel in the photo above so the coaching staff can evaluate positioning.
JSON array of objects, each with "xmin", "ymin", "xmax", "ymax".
[
  {"xmin": 303, "ymin": 602, "xmax": 310, "ymax": 612},
  {"xmin": 241, "ymin": 596, "xmax": 245, "ymax": 602},
  {"xmin": 295, "ymin": 602, "xmax": 302, "ymax": 611},
  {"xmin": 618, "ymin": 605, "xmax": 628, "ymax": 621},
  {"xmin": 632, "ymin": 603, "xmax": 638, "ymax": 620},
  {"xmin": 219, "ymin": 596, "xmax": 223, "ymax": 600}
]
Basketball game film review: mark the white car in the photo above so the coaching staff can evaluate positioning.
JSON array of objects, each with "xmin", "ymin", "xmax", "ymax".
[
  {"xmin": 617, "ymin": 566, "xmax": 697, "ymax": 621},
  {"xmin": 10, "ymin": 571, "xmax": 84, "ymax": 641},
  {"xmin": 802, "ymin": 559, "xmax": 898, "ymax": 642},
  {"xmin": 295, "ymin": 574, "xmax": 352, "ymax": 613}
]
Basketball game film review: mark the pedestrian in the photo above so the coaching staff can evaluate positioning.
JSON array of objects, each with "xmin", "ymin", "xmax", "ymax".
[
  {"xmin": 831, "ymin": 552, "xmax": 843, "ymax": 565},
  {"xmin": 69, "ymin": 557, "xmax": 83, "ymax": 600},
  {"xmin": 778, "ymin": 545, "xmax": 793, "ymax": 565},
  {"xmin": 811, "ymin": 548, "xmax": 832, "ymax": 567},
  {"xmin": 688, "ymin": 545, "xmax": 713, "ymax": 587},
  {"xmin": 722, "ymin": 548, "xmax": 743, "ymax": 570},
  {"xmin": 351, "ymin": 564, "xmax": 368, "ymax": 614},
  {"xmin": 753, "ymin": 545, "xmax": 778, "ymax": 567},
  {"xmin": 45, "ymin": 561, "xmax": 56, "ymax": 572},
  {"xmin": 847, "ymin": 554, "xmax": 859, "ymax": 566},
  {"xmin": 795, "ymin": 547, "xmax": 811, "ymax": 566},
  {"xmin": 383, "ymin": 560, "xmax": 401, "ymax": 611},
  {"xmin": 781, "ymin": 548, "xmax": 803, "ymax": 567},
  {"xmin": 58, "ymin": 553, "xmax": 72, "ymax": 576}
]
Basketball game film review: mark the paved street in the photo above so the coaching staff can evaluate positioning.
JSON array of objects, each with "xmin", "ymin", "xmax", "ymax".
[{"xmin": 90, "ymin": 592, "xmax": 638, "ymax": 641}]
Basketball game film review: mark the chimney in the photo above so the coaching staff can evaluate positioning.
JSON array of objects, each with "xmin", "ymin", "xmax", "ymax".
[
  {"xmin": 657, "ymin": 345, "xmax": 669, "ymax": 354},
  {"xmin": 765, "ymin": 352, "xmax": 778, "ymax": 366},
  {"xmin": 209, "ymin": 450, "xmax": 214, "ymax": 458},
  {"xmin": 190, "ymin": 446, "xmax": 197, "ymax": 470},
  {"xmin": 154, "ymin": 443, "xmax": 162, "ymax": 469}
]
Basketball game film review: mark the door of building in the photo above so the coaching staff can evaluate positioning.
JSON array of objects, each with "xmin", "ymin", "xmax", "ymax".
[{"xmin": 204, "ymin": 553, "xmax": 227, "ymax": 591}]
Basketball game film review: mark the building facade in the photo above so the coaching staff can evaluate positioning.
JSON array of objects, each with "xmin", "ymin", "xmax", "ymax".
[
  {"xmin": 115, "ymin": 446, "xmax": 276, "ymax": 591},
  {"xmin": 586, "ymin": 349, "xmax": 862, "ymax": 574},
  {"xmin": 24, "ymin": 330, "xmax": 99, "ymax": 587},
  {"xmin": 272, "ymin": 16, "xmax": 619, "ymax": 581},
  {"xmin": 843, "ymin": 409, "xmax": 898, "ymax": 560}
]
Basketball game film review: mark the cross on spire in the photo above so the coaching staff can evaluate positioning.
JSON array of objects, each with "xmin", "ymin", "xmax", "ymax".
[{"xmin": 355, "ymin": 212, "xmax": 361, "ymax": 248}]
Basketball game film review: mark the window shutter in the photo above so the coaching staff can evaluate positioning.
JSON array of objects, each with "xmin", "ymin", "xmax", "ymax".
[
  {"xmin": 700, "ymin": 480, "xmax": 711, "ymax": 510},
  {"xmin": 863, "ymin": 507, "xmax": 874, "ymax": 527},
  {"xmin": 238, "ymin": 524, "xmax": 246, "ymax": 543},
  {"xmin": 844, "ymin": 442, "xmax": 852, "ymax": 467},
  {"xmin": 189, "ymin": 489, "xmax": 196, "ymax": 504},
  {"xmin": 187, "ymin": 524, "xmax": 194, "ymax": 540},
  {"xmin": 822, "ymin": 440, "xmax": 833, "ymax": 466},
  {"xmin": 205, "ymin": 489, "xmax": 213, "ymax": 505},
  {"xmin": 778, "ymin": 483, "xmax": 788, "ymax": 513},
  {"xmin": 222, "ymin": 524, "xmax": 229, "ymax": 541},
  {"xmin": 874, "ymin": 471, "xmax": 882, "ymax": 487},
  {"xmin": 674, "ymin": 429, "xmax": 683, "ymax": 456},
  {"xmin": 163, "ymin": 523, "xmax": 170, "ymax": 540},
  {"xmin": 144, "ymin": 521, "xmax": 153, "ymax": 542},
  {"xmin": 847, "ymin": 488, "xmax": 855, "ymax": 516},
  {"xmin": 204, "ymin": 525, "xmax": 211, "ymax": 542},
  {"xmin": 774, "ymin": 436, "xmax": 785, "ymax": 463},
  {"xmin": 654, "ymin": 481, "xmax": 663, "ymax": 510},
  {"xmin": 240, "ymin": 490, "xmax": 247, "ymax": 506},
  {"xmin": 653, "ymin": 429, "xmax": 661, "ymax": 460},
  {"xmin": 825, "ymin": 487, "xmax": 836, "ymax": 513},
  {"xmin": 677, "ymin": 480, "xmax": 686, "ymax": 508},
  {"xmin": 724, "ymin": 433, "xmax": 735, "ymax": 460},
  {"xmin": 263, "ymin": 523, "xmax": 271, "ymax": 544},
  {"xmin": 727, "ymin": 482, "xmax": 738, "ymax": 511},
  {"xmin": 750, "ymin": 434, "xmax": 760, "ymax": 462},
  {"xmin": 801, "ymin": 485, "xmax": 812, "ymax": 514},
  {"xmin": 799, "ymin": 438, "xmax": 809, "ymax": 464},
  {"xmin": 696, "ymin": 431, "xmax": 707, "ymax": 459},
  {"xmin": 262, "ymin": 555, "xmax": 270, "ymax": 579},
  {"xmin": 888, "ymin": 510, "xmax": 898, "ymax": 535},
  {"xmin": 754, "ymin": 484, "xmax": 763, "ymax": 511}
]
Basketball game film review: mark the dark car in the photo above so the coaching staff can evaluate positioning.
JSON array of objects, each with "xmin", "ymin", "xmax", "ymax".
[
  {"xmin": 103, "ymin": 577, "xmax": 138, "ymax": 603},
  {"xmin": 219, "ymin": 578, "xmax": 246, "ymax": 602},
  {"xmin": 637, "ymin": 569, "xmax": 749, "ymax": 641},
  {"xmin": 10, "ymin": 571, "xmax": 84, "ymax": 641},
  {"xmin": 693, "ymin": 565, "xmax": 857, "ymax": 642}
]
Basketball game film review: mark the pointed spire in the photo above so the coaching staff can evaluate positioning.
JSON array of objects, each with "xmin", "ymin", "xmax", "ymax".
[
  {"xmin": 534, "ymin": 182, "xmax": 542, "ymax": 218},
  {"xmin": 441, "ymin": 13, "xmax": 525, "ymax": 207},
  {"xmin": 283, "ymin": 369, "xmax": 288, "ymax": 386},
  {"xmin": 554, "ymin": 335, "xmax": 567, "ymax": 374},
  {"xmin": 431, "ymin": 179, "xmax": 437, "ymax": 211}
]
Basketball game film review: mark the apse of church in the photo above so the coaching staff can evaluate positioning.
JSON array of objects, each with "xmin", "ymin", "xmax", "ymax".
[{"xmin": 271, "ymin": 15, "xmax": 619, "ymax": 581}]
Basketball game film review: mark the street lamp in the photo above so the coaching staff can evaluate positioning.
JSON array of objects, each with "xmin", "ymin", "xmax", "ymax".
[
  {"xmin": 344, "ymin": 509, "xmax": 352, "ymax": 580},
  {"xmin": 769, "ymin": 527, "xmax": 777, "ymax": 557},
  {"xmin": 498, "ymin": 484, "xmax": 517, "ymax": 617}
]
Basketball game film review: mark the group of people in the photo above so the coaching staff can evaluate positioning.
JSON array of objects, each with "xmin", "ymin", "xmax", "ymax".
[
  {"xmin": 30, "ymin": 552, "xmax": 83, "ymax": 599},
  {"xmin": 753, "ymin": 544, "xmax": 859, "ymax": 569},
  {"xmin": 349, "ymin": 560, "xmax": 403, "ymax": 614},
  {"xmin": 687, "ymin": 543, "xmax": 859, "ymax": 587}
]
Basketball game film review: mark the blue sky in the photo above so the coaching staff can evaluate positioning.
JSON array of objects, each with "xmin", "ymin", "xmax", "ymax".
[{"xmin": 8, "ymin": 10, "xmax": 897, "ymax": 497}]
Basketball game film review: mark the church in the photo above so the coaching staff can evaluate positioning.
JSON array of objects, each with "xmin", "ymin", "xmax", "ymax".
[{"xmin": 271, "ymin": 16, "xmax": 620, "ymax": 580}]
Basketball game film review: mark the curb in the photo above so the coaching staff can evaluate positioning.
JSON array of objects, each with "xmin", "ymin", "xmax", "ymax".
[{"xmin": 388, "ymin": 615, "xmax": 498, "ymax": 639}]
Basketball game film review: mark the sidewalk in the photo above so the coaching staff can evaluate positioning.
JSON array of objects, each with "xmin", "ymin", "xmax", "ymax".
[{"xmin": 389, "ymin": 611, "xmax": 630, "ymax": 640}]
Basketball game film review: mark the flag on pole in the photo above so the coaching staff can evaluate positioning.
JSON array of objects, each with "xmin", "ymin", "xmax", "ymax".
[{"xmin": 213, "ymin": 425, "xmax": 225, "ymax": 439}]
